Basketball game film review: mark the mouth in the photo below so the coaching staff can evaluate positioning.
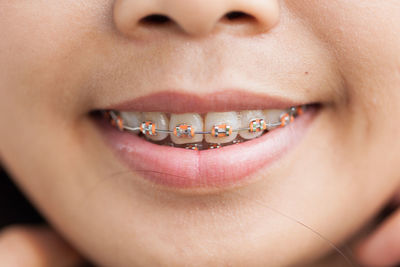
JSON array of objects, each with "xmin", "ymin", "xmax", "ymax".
[{"xmin": 95, "ymin": 90, "xmax": 320, "ymax": 191}]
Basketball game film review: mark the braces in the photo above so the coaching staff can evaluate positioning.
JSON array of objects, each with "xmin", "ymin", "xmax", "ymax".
[{"xmin": 105, "ymin": 106, "xmax": 305, "ymax": 137}]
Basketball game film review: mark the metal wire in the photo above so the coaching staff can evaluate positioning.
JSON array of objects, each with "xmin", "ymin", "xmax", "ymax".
[{"xmin": 110, "ymin": 109, "xmax": 298, "ymax": 135}]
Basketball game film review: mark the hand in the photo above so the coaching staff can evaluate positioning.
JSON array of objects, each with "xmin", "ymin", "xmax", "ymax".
[
  {"xmin": 0, "ymin": 225, "xmax": 86, "ymax": 267},
  {"xmin": 355, "ymin": 197, "xmax": 400, "ymax": 267}
]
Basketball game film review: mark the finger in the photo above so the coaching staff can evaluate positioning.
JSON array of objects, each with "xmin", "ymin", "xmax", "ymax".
[
  {"xmin": 354, "ymin": 209, "xmax": 400, "ymax": 267},
  {"xmin": 0, "ymin": 225, "xmax": 85, "ymax": 267}
]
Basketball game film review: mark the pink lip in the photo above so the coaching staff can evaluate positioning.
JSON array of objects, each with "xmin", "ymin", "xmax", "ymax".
[{"xmin": 99, "ymin": 91, "xmax": 318, "ymax": 190}]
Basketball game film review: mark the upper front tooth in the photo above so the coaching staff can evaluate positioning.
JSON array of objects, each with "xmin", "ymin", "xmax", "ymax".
[
  {"xmin": 264, "ymin": 109, "xmax": 286, "ymax": 130},
  {"xmin": 239, "ymin": 110, "xmax": 266, "ymax": 140},
  {"xmin": 142, "ymin": 112, "xmax": 169, "ymax": 141},
  {"xmin": 205, "ymin": 112, "xmax": 239, "ymax": 144},
  {"xmin": 120, "ymin": 112, "xmax": 142, "ymax": 129},
  {"xmin": 169, "ymin": 113, "xmax": 203, "ymax": 144}
]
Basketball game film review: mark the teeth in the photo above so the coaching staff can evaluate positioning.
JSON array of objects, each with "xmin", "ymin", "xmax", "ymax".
[
  {"xmin": 208, "ymin": 143, "xmax": 221, "ymax": 149},
  {"xmin": 239, "ymin": 110, "xmax": 266, "ymax": 140},
  {"xmin": 264, "ymin": 109, "xmax": 286, "ymax": 130},
  {"xmin": 205, "ymin": 112, "xmax": 239, "ymax": 144},
  {"xmin": 120, "ymin": 112, "xmax": 142, "ymax": 128},
  {"xmin": 169, "ymin": 113, "xmax": 204, "ymax": 144},
  {"xmin": 185, "ymin": 144, "xmax": 200, "ymax": 151},
  {"xmin": 142, "ymin": 112, "xmax": 169, "ymax": 141},
  {"xmin": 112, "ymin": 106, "xmax": 303, "ymax": 149}
]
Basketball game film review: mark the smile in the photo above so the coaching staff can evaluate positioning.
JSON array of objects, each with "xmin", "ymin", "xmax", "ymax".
[
  {"xmin": 97, "ymin": 91, "xmax": 320, "ymax": 191},
  {"xmin": 106, "ymin": 105, "xmax": 306, "ymax": 150}
]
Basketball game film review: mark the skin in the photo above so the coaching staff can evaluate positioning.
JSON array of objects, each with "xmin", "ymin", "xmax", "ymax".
[{"xmin": 0, "ymin": 0, "xmax": 400, "ymax": 266}]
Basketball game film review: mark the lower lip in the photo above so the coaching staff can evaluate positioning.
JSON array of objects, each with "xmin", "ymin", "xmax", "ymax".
[{"xmin": 100, "ymin": 107, "xmax": 318, "ymax": 190}]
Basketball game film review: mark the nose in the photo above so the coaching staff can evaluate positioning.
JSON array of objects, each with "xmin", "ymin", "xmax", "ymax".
[{"xmin": 113, "ymin": 0, "xmax": 280, "ymax": 37}]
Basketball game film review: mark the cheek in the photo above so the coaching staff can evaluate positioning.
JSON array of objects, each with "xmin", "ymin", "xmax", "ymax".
[
  {"xmin": 286, "ymin": 0, "xmax": 400, "ymax": 228},
  {"xmin": 290, "ymin": 2, "xmax": 400, "ymax": 153},
  {"xmin": 0, "ymin": 1, "xmax": 115, "ymax": 218},
  {"xmin": 287, "ymin": 1, "xmax": 400, "ymax": 112},
  {"xmin": 315, "ymin": 2, "xmax": 400, "ymax": 176},
  {"xmin": 0, "ymin": 1, "xmax": 112, "ymax": 118},
  {"xmin": 329, "ymin": 1, "xmax": 400, "ymax": 206}
]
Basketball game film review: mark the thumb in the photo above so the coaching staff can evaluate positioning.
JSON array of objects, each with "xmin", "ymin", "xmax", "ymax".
[
  {"xmin": 354, "ymin": 208, "xmax": 400, "ymax": 267},
  {"xmin": 0, "ymin": 225, "xmax": 85, "ymax": 267}
]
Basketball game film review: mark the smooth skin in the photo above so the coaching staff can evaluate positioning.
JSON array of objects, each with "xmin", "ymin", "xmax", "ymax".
[{"xmin": 0, "ymin": 0, "xmax": 400, "ymax": 266}]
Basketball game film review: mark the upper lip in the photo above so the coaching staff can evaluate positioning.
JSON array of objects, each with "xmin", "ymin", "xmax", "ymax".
[{"xmin": 104, "ymin": 90, "xmax": 304, "ymax": 113}]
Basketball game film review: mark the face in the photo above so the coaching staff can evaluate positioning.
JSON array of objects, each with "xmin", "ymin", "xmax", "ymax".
[{"xmin": 1, "ymin": 0, "xmax": 400, "ymax": 266}]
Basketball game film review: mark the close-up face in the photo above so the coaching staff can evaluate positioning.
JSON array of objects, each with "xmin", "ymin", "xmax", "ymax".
[{"xmin": 1, "ymin": 0, "xmax": 400, "ymax": 266}]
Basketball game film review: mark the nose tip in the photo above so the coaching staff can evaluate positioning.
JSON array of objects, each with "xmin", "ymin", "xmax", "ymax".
[{"xmin": 113, "ymin": 0, "xmax": 280, "ymax": 37}]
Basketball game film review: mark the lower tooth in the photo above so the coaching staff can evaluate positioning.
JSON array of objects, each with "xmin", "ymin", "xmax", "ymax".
[
  {"xmin": 208, "ymin": 144, "xmax": 221, "ymax": 149},
  {"xmin": 142, "ymin": 112, "xmax": 169, "ymax": 141},
  {"xmin": 185, "ymin": 144, "xmax": 200, "ymax": 151},
  {"xmin": 233, "ymin": 138, "xmax": 244, "ymax": 145}
]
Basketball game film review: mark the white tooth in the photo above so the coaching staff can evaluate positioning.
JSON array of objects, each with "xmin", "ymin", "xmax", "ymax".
[
  {"xmin": 239, "ymin": 110, "xmax": 266, "ymax": 140},
  {"xmin": 205, "ymin": 112, "xmax": 239, "ymax": 144},
  {"xmin": 120, "ymin": 112, "xmax": 142, "ymax": 129},
  {"xmin": 169, "ymin": 113, "xmax": 203, "ymax": 145},
  {"xmin": 142, "ymin": 112, "xmax": 169, "ymax": 141},
  {"xmin": 263, "ymin": 109, "xmax": 286, "ymax": 130}
]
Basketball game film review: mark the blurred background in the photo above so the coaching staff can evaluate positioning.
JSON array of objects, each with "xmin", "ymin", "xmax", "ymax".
[{"xmin": 0, "ymin": 167, "xmax": 44, "ymax": 229}]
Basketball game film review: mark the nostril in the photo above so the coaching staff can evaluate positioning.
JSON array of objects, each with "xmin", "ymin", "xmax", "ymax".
[
  {"xmin": 224, "ymin": 11, "xmax": 254, "ymax": 22},
  {"xmin": 139, "ymin": 14, "xmax": 171, "ymax": 25}
]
